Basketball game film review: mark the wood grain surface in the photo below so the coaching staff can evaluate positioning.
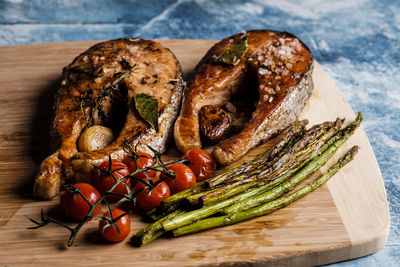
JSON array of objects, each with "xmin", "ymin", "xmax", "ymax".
[{"xmin": 0, "ymin": 40, "xmax": 389, "ymax": 266}]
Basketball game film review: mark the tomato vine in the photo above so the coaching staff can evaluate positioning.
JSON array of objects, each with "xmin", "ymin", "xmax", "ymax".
[{"xmin": 26, "ymin": 142, "xmax": 188, "ymax": 247}]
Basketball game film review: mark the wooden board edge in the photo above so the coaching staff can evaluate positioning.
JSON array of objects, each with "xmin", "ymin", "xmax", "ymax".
[
  {"xmin": 331, "ymin": 135, "xmax": 390, "ymax": 259},
  {"xmin": 200, "ymin": 240, "xmax": 354, "ymax": 266},
  {"xmin": 312, "ymin": 63, "xmax": 390, "ymax": 259}
]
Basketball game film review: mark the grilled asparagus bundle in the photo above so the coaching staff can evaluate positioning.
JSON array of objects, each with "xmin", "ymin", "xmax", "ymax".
[{"xmin": 132, "ymin": 113, "xmax": 362, "ymax": 246}]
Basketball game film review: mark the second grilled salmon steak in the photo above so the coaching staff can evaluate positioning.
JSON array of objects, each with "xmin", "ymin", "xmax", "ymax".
[
  {"xmin": 34, "ymin": 38, "xmax": 183, "ymax": 199},
  {"xmin": 174, "ymin": 30, "xmax": 313, "ymax": 165}
]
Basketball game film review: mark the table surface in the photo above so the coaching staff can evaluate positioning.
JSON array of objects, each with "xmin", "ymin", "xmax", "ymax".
[{"xmin": 0, "ymin": 0, "xmax": 399, "ymax": 266}]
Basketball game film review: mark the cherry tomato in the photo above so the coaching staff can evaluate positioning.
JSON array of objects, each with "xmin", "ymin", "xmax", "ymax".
[
  {"xmin": 183, "ymin": 148, "xmax": 217, "ymax": 181},
  {"xmin": 161, "ymin": 163, "xmax": 196, "ymax": 193},
  {"xmin": 92, "ymin": 159, "xmax": 130, "ymax": 202},
  {"xmin": 134, "ymin": 177, "xmax": 170, "ymax": 211},
  {"xmin": 60, "ymin": 183, "xmax": 101, "ymax": 221},
  {"xmin": 124, "ymin": 151, "xmax": 156, "ymax": 181},
  {"xmin": 98, "ymin": 209, "xmax": 130, "ymax": 242}
]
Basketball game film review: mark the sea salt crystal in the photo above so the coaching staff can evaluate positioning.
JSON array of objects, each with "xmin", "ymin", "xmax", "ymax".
[
  {"xmin": 264, "ymin": 59, "xmax": 273, "ymax": 66},
  {"xmin": 258, "ymin": 68, "xmax": 268, "ymax": 75},
  {"xmin": 92, "ymin": 56, "xmax": 99, "ymax": 64},
  {"xmin": 266, "ymin": 87, "xmax": 275, "ymax": 94}
]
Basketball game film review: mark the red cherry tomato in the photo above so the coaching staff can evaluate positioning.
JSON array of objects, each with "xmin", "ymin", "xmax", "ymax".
[
  {"xmin": 98, "ymin": 209, "xmax": 130, "ymax": 242},
  {"xmin": 60, "ymin": 183, "xmax": 101, "ymax": 221},
  {"xmin": 161, "ymin": 163, "xmax": 196, "ymax": 193},
  {"xmin": 92, "ymin": 159, "xmax": 130, "ymax": 202},
  {"xmin": 134, "ymin": 177, "xmax": 170, "ymax": 211},
  {"xmin": 183, "ymin": 148, "xmax": 217, "ymax": 181},
  {"xmin": 124, "ymin": 152, "xmax": 156, "ymax": 182}
]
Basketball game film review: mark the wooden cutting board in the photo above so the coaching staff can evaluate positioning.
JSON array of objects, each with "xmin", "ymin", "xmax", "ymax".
[{"xmin": 0, "ymin": 40, "xmax": 389, "ymax": 266}]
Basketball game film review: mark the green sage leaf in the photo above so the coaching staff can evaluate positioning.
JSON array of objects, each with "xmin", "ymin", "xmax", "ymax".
[
  {"xmin": 213, "ymin": 36, "xmax": 248, "ymax": 65},
  {"xmin": 134, "ymin": 93, "xmax": 159, "ymax": 132}
]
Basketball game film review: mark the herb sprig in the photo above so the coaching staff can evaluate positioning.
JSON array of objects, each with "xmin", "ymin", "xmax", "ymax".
[{"xmin": 80, "ymin": 64, "xmax": 138, "ymax": 127}]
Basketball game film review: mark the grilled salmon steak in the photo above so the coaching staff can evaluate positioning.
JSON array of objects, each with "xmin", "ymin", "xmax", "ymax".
[
  {"xmin": 34, "ymin": 38, "xmax": 183, "ymax": 199},
  {"xmin": 174, "ymin": 30, "xmax": 313, "ymax": 165}
]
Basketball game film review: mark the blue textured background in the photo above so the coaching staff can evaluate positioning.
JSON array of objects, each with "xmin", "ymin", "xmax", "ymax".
[{"xmin": 1, "ymin": 0, "xmax": 399, "ymax": 265}]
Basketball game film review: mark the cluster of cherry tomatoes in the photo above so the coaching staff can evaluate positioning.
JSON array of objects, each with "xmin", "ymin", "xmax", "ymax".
[{"xmin": 59, "ymin": 148, "xmax": 217, "ymax": 243}]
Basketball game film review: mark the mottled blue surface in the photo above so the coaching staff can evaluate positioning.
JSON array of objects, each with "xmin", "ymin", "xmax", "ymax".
[{"xmin": 1, "ymin": 0, "xmax": 399, "ymax": 265}]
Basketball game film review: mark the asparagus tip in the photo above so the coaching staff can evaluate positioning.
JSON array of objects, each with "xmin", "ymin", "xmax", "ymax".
[
  {"xmin": 356, "ymin": 112, "xmax": 363, "ymax": 123},
  {"xmin": 345, "ymin": 145, "xmax": 360, "ymax": 161},
  {"xmin": 300, "ymin": 119, "xmax": 309, "ymax": 125}
]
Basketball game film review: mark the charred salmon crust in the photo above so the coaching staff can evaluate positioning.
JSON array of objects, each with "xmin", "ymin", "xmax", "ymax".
[
  {"xmin": 174, "ymin": 30, "xmax": 314, "ymax": 165},
  {"xmin": 34, "ymin": 38, "xmax": 183, "ymax": 199}
]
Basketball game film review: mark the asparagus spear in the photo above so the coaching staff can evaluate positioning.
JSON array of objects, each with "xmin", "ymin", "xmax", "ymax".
[
  {"xmin": 251, "ymin": 120, "xmax": 308, "ymax": 164},
  {"xmin": 223, "ymin": 114, "xmax": 362, "ymax": 214},
  {"xmin": 246, "ymin": 118, "xmax": 343, "ymax": 181},
  {"xmin": 159, "ymin": 181, "xmax": 208, "ymax": 206},
  {"xmin": 161, "ymin": 113, "xmax": 362, "ymax": 232},
  {"xmin": 186, "ymin": 165, "xmax": 300, "ymax": 208},
  {"xmin": 263, "ymin": 112, "xmax": 361, "ymax": 182},
  {"xmin": 224, "ymin": 118, "xmax": 342, "ymax": 186},
  {"xmin": 162, "ymin": 130, "xmax": 345, "ymax": 232},
  {"xmin": 173, "ymin": 146, "xmax": 359, "ymax": 237},
  {"xmin": 315, "ymin": 112, "xmax": 362, "ymax": 157},
  {"xmin": 161, "ymin": 169, "xmax": 298, "ymax": 232},
  {"xmin": 147, "ymin": 181, "xmax": 211, "ymax": 220},
  {"xmin": 148, "ymin": 120, "xmax": 307, "ymax": 219},
  {"xmin": 205, "ymin": 120, "xmax": 308, "ymax": 187},
  {"xmin": 138, "ymin": 171, "xmax": 297, "ymax": 245},
  {"xmin": 136, "ymin": 113, "xmax": 362, "ymax": 245},
  {"xmin": 186, "ymin": 118, "xmax": 343, "ymax": 208},
  {"xmin": 186, "ymin": 179, "xmax": 256, "ymax": 207},
  {"xmin": 223, "ymin": 131, "xmax": 345, "ymax": 214},
  {"xmin": 132, "ymin": 209, "xmax": 186, "ymax": 247}
]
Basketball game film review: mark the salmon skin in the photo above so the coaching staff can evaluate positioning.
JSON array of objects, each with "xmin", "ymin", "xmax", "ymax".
[
  {"xmin": 174, "ymin": 30, "xmax": 313, "ymax": 165},
  {"xmin": 34, "ymin": 38, "xmax": 183, "ymax": 199}
]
